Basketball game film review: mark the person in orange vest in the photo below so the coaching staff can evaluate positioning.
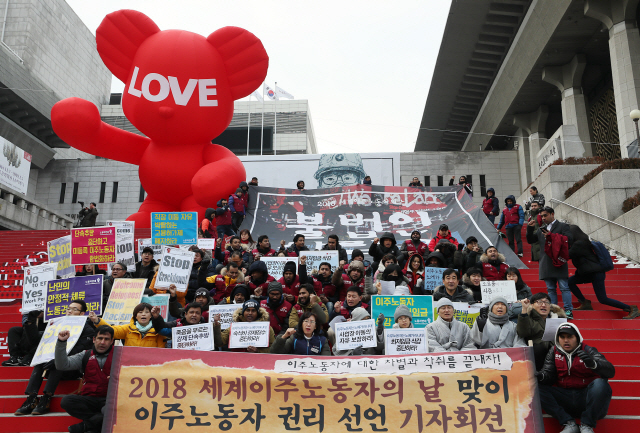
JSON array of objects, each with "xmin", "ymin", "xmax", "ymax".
[{"xmin": 497, "ymin": 195, "xmax": 525, "ymax": 257}]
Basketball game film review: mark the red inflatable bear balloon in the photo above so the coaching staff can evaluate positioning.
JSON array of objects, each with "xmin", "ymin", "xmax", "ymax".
[{"xmin": 51, "ymin": 10, "xmax": 268, "ymax": 228}]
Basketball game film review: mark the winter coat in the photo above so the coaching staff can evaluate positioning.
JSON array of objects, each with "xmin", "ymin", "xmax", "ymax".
[
  {"xmin": 434, "ymin": 240, "xmax": 463, "ymax": 270},
  {"xmin": 462, "ymin": 274, "xmax": 485, "ymax": 302},
  {"xmin": 216, "ymin": 245, "xmax": 253, "ymax": 266},
  {"xmin": 368, "ymin": 232, "xmax": 402, "ymax": 269},
  {"xmin": 79, "ymin": 207, "xmax": 99, "ymax": 227},
  {"xmin": 426, "ymin": 317, "xmax": 476, "ymax": 352},
  {"xmin": 462, "ymin": 246, "xmax": 483, "ymax": 274},
  {"xmin": 432, "ymin": 285, "xmax": 475, "ymax": 303},
  {"xmin": 527, "ymin": 215, "xmax": 541, "ymax": 261},
  {"xmin": 289, "ymin": 301, "xmax": 329, "ymax": 329},
  {"xmin": 425, "ymin": 251, "xmax": 447, "ymax": 268},
  {"xmin": 228, "ymin": 194, "xmax": 245, "ymax": 216},
  {"xmin": 525, "ymin": 193, "xmax": 545, "ymax": 210},
  {"xmin": 132, "ymin": 259, "xmax": 157, "ymax": 288},
  {"xmin": 321, "ymin": 243, "xmax": 348, "ymax": 264},
  {"xmin": 399, "ymin": 239, "xmax": 430, "ymax": 260},
  {"xmin": 168, "ymin": 290, "xmax": 214, "ymax": 321},
  {"xmin": 482, "ymin": 188, "xmax": 500, "ymax": 216},
  {"xmin": 544, "ymin": 232, "xmax": 570, "ymax": 268},
  {"xmin": 516, "ymin": 304, "xmax": 566, "ymax": 349},
  {"xmin": 403, "ymin": 253, "xmax": 425, "ymax": 293},
  {"xmin": 309, "ymin": 273, "xmax": 337, "ymax": 303},
  {"xmin": 497, "ymin": 195, "xmax": 525, "ymax": 229},
  {"xmin": 527, "ymin": 220, "xmax": 572, "ymax": 280},
  {"xmin": 215, "ymin": 199, "xmax": 233, "ymax": 226},
  {"xmin": 569, "ymin": 238, "xmax": 603, "ymax": 276},
  {"xmin": 260, "ymin": 297, "xmax": 294, "ymax": 335},
  {"xmin": 476, "ymin": 252, "xmax": 509, "ymax": 281},
  {"xmin": 95, "ymin": 317, "xmax": 165, "ymax": 348},
  {"xmin": 428, "ymin": 231, "xmax": 459, "ymax": 251},
  {"xmin": 202, "ymin": 267, "xmax": 245, "ymax": 304},
  {"xmin": 270, "ymin": 333, "xmax": 331, "ymax": 356},
  {"xmin": 251, "ymin": 247, "xmax": 277, "ymax": 262},
  {"xmin": 213, "ymin": 307, "xmax": 275, "ymax": 353},
  {"xmin": 470, "ymin": 318, "xmax": 526, "ymax": 349}
]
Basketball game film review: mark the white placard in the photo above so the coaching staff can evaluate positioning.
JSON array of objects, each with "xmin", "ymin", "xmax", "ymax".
[
  {"xmin": 22, "ymin": 263, "xmax": 58, "ymax": 313},
  {"xmin": 335, "ymin": 319, "xmax": 377, "ymax": 351},
  {"xmin": 300, "ymin": 250, "xmax": 339, "ymax": 276},
  {"xmin": 138, "ymin": 238, "xmax": 163, "ymax": 262},
  {"xmin": 480, "ymin": 280, "xmax": 517, "ymax": 304},
  {"xmin": 260, "ymin": 257, "xmax": 298, "ymax": 277},
  {"xmin": 30, "ymin": 316, "xmax": 87, "ymax": 366},
  {"xmin": 209, "ymin": 304, "xmax": 241, "ymax": 330},
  {"xmin": 384, "ymin": 328, "xmax": 428, "ymax": 355},
  {"xmin": 106, "ymin": 221, "xmax": 136, "ymax": 272},
  {"xmin": 542, "ymin": 318, "xmax": 569, "ymax": 341},
  {"xmin": 155, "ymin": 246, "xmax": 195, "ymax": 291},
  {"xmin": 380, "ymin": 281, "xmax": 396, "ymax": 296},
  {"xmin": 197, "ymin": 238, "xmax": 216, "ymax": 250},
  {"xmin": 0, "ymin": 138, "xmax": 31, "ymax": 195},
  {"xmin": 172, "ymin": 323, "xmax": 214, "ymax": 351},
  {"xmin": 329, "ymin": 315, "xmax": 346, "ymax": 333},
  {"xmin": 228, "ymin": 321, "xmax": 270, "ymax": 348}
]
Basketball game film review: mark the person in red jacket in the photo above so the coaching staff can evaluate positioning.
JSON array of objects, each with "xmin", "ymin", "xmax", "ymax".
[
  {"xmin": 428, "ymin": 224, "xmax": 459, "ymax": 251},
  {"xmin": 54, "ymin": 325, "xmax": 115, "ymax": 433},
  {"xmin": 280, "ymin": 234, "xmax": 310, "ymax": 257},
  {"xmin": 252, "ymin": 235, "xmax": 277, "ymax": 261},
  {"xmin": 201, "ymin": 262, "xmax": 244, "ymax": 304},
  {"xmin": 482, "ymin": 188, "xmax": 500, "ymax": 224},
  {"xmin": 278, "ymin": 259, "xmax": 308, "ymax": 303},
  {"xmin": 403, "ymin": 253, "xmax": 425, "ymax": 294},
  {"xmin": 537, "ymin": 322, "xmax": 614, "ymax": 433},
  {"xmin": 215, "ymin": 198, "xmax": 235, "ymax": 238},
  {"xmin": 228, "ymin": 188, "xmax": 245, "ymax": 231},
  {"xmin": 399, "ymin": 230, "xmax": 430, "ymax": 262},
  {"xmin": 245, "ymin": 260, "xmax": 275, "ymax": 297},
  {"xmin": 260, "ymin": 281, "xmax": 293, "ymax": 335},
  {"xmin": 475, "ymin": 246, "xmax": 509, "ymax": 281},
  {"xmin": 497, "ymin": 195, "xmax": 525, "ymax": 257},
  {"xmin": 308, "ymin": 261, "xmax": 337, "ymax": 316}
]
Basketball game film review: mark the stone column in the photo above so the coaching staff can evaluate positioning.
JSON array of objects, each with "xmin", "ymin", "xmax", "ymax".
[
  {"xmin": 514, "ymin": 105, "xmax": 549, "ymax": 181},
  {"xmin": 585, "ymin": 0, "xmax": 640, "ymax": 157},
  {"xmin": 515, "ymin": 128, "xmax": 531, "ymax": 190},
  {"xmin": 542, "ymin": 54, "xmax": 593, "ymax": 156}
]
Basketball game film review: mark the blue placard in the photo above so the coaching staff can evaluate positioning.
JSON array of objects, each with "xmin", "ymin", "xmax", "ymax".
[
  {"xmin": 151, "ymin": 212, "xmax": 198, "ymax": 245},
  {"xmin": 422, "ymin": 267, "xmax": 449, "ymax": 293},
  {"xmin": 370, "ymin": 295, "xmax": 434, "ymax": 329}
]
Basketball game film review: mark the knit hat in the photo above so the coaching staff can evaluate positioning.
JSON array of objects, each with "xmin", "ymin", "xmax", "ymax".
[
  {"xmin": 348, "ymin": 260, "xmax": 365, "ymax": 273},
  {"xmin": 283, "ymin": 261, "xmax": 297, "ymax": 276},
  {"xmin": 241, "ymin": 299, "xmax": 259, "ymax": 314},
  {"xmin": 230, "ymin": 284, "xmax": 249, "ymax": 301},
  {"xmin": 489, "ymin": 296, "xmax": 508, "ymax": 312},
  {"xmin": 350, "ymin": 307, "xmax": 370, "ymax": 321},
  {"xmin": 394, "ymin": 304, "xmax": 413, "ymax": 323},
  {"xmin": 194, "ymin": 288, "xmax": 209, "ymax": 299},
  {"xmin": 267, "ymin": 281, "xmax": 283, "ymax": 294},
  {"xmin": 436, "ymin": 298, "xmax": 454, "ymax": 312},
  {"xmin": 411, "ymin": 230, "xmax": 420, "ymax": 237},
  {"xmin": 351, "ymin": 249, "xmax": 364, "ymax": 260}
]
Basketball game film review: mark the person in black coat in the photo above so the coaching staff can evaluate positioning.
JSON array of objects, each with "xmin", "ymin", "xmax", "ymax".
[
  {"xmin": 568, "ymin": 225, "xmax": 639, "ymax": 318},
  {"xmin": 368, "ymin": 232, "xmax": 403, "ymax": 270}
]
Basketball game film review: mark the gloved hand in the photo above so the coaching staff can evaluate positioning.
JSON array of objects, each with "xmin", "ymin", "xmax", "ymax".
[
  {"xmin": 475, "ymin": 307, "xmax": 489, "ymax": 332},
  {"xmin": 576, "ymin": 349, "xmax": 597, "ymax": 369},
  {"xmin": 377, "ymin": 313, "xmax": 385, "ymax": 334},
  {"xmin": 534, "ymin": 371, "xmax": 544, "ymax": 382},
  {"xmin": 352, "ymin": 346, "xmax": 364, "ymax": 356},
  {"xmin": 365, "ymin": 265, "xmax": 373, "ymax": 278}
]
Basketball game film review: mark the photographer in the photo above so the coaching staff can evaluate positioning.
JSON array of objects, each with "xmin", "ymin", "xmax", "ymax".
[{"xmin": 78, "ymin": 202, "xmax": 98, "ymax": 227}]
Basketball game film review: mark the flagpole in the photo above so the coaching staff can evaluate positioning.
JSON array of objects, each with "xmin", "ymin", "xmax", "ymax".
[
  {"xmin": 260, "ymin": 83, "xmax": 264, "ymax": 156},
  {"xmin": 246, "ymin": 95, "xmax": 251, "ymax": 156},
  {"xmin": 274, "ymin": 81, "xmax": 277, "ymax": 156}
]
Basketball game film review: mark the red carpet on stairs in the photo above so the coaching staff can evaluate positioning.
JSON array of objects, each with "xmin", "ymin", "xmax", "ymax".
[{"xmin": 0, "ymin": 227, "xmax": 638, "ymax": 433}]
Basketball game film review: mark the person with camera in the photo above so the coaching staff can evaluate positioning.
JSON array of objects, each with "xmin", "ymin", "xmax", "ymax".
[{"xmin": 78, "ymin": 202, "xmax": 99, "ymax": 227}]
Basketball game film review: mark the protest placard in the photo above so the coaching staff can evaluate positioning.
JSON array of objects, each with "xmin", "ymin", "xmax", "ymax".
[
  {"xmin": 47, "ymin": 235, "xmax": 74, "ymax": 279},
  {"xmin": 260, "ymin": 257, "xmax": 298, "ymax": 277},
  {"xmin": 384, "ymin": 328, "xmax": 428, "ymax": 355},
  {"xmin": 151, "ymin": 212, "xmax": 198, "ymax": 245},
  {"xmin": 542, "ymin": 318, "xmax": 568, "ymax": 341},
  {"xmin": 30, "ymin": 315, "xmax": 87, "ymax": 366},
  {"xmin": 434, "ymin": 302, "xmax": 484, "ymax": 329},
  {"xmin": 45, "ymin": 275, "xmax": 103, "ymax": 321},
  {"xmin": 209, "ymin": 304, "xmax": 240, "ymax": 330},
  {"xmin": 335, "ymin": 319, "xmax": 377, "ymax": 351},
  {"xmin": 228, "ymin": 321, "xmax": 270, "ymax": 348},
  {"xmin": 155, "ymin": 246, "xmax": 195, "ymax": 291},
  {"xmin": 371, "ymin": 295, "xmax": 434, "ymax": 329},
  {"xmin": 106, "ymin": 221, "xmax": 136, "ymax": 272},
  {"xmin": 421, "ymin": 267, "xmax": 449, "ymax": 293},
  {"xmin": 137, "ymin": 238, "xmax": 163, "ymax": 261},
  {"xmin": 102, "ymin": 279, "xmax": 146, "ymax": 324},
  {"xmin": 71, "ymin": 227, "xmax": 116, "ymax": 265},
  {"xmin": 172, "ymin": 323, "xmax": 214, "ymax": 351},
  {"xmin": 141, "ymin": 294, "xmax": 170, "ymax": 321},
  {"xmin": 481, "ymin": 280, "xmax": 517, "ymax": 303},
  {"xmin": 299, "ymin": 250, "xmax": 339, "ymax": 276},
  {"xmin": 22, "ymin": 263, "xmax": 57, "ymax": 313},
  {"xmin": 197, "ymin": 238, "xmax": 216, "ymax": 250},
  {"xmin": 380, "ymin": 280, "xmax": 396, "ymax": 295}
]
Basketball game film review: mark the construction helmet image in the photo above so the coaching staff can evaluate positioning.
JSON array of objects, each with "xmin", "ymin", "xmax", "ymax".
[{"xmin": 314, "ymin": 153, "xmax": 367, "ymax": 188}]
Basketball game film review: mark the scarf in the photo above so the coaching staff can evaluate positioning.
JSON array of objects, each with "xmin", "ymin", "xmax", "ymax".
[
  {"xmin": 135, "ymin": 321, "xmax": 153, "ymax": 335},
  {"xmin": 428, "ymin": 317, "xmax": 470, "ymax": 351},
  {"xmin": 471, "ymin": 314, "xmax": 521, "ymax": 349}
]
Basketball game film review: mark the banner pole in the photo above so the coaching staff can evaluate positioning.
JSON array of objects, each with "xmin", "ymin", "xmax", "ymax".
[
  {"xmin": 274, "ymin": 81, "xmax": 277, "ymax": 156},
  {"xmin": 260, "ymin": 83, "xmax": 264, "ymax": 156},
  {"xmin": 246, "ymin": 94, "xmax": 251, "ymax": 156}
]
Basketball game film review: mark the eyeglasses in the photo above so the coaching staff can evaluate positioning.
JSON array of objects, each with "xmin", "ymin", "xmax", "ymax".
[
  {"xmin": 112, "ymin": 268, "xmax": 124, "ymax": 272},
  {"xmin": 67, "ymin": 307, "xmax": 82, "ymax": 312},
  {"xmin": 303, "ymin": 320, "xmax": 316, "ymax": 324},
  {"xmin": 534, "ymin": 300, "xmax": 550, "ymax": 306}
]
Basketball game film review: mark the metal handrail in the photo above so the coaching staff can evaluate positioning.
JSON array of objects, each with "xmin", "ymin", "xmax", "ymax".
[{"xmin": 549, "ymin": 198, "xmax": 640, "ymax": 236}]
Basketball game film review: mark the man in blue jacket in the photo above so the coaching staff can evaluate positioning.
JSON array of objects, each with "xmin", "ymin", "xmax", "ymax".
[{"xmin": 497, "ymin": 195, "xmax": 525, "ymax": 257}]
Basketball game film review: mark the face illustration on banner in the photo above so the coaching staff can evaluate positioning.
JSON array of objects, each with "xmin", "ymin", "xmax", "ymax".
[{"xmin": 314, "ymin": 154, "xmax": 367, "ymax": 188}]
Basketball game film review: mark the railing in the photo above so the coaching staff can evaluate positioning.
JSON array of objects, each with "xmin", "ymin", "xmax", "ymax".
[
  {"xmin": 549, "ymin": 198, "xmax": 640, "ymax": 236},
  {"xmin": 0, "ymin": 186, "xmax": 73, "ymax": 229}
]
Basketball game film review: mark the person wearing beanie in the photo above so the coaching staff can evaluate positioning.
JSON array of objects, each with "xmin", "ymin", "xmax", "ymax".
[
  {"xmin": 245, "ymin": 260, "xmax": 275, "ymax": 297},
  {"xmin": 462, "ymin": 267, "xmax": 484, "ymax": 302},
  {"xmin": 219, "ymin": 284, "xmax": 251, "ymax": 305},
  {"xmin": 537, "ymin": 322, "xmax": 615, "ymax": 433},
  {"xmin": 470, "ymin": 296, "xmax": 526, "ymax": 349},
  {"xmin": 278, "ymin": 258, "xmax": 309, "ymax": 303},
  {"xmin": 496, "ymin": 195, "xmax": 525, "ymax": 257},
  {"xmin": 426, "ymin": 298, "xmax": 475, "ymax": 352},
  {"xmin": 332, "ymin": 307, "xmax": 378, "ymax": 356},
  {"xmin": 368, "ymin": 232, "xmax": 403, "ymax": 272},
  {"xmin": 288, "ymin": 284, "xmax": 329, "ymax": 329},
  {"xmin": 433, "ymin": 269, "xmax": 474, "ymax": 303},
  {"xmin": 332, "ymin": 259, "xmax": 373, "ymax": 302},
  {"xmin": 393, "ymin": 304, "xmax": 413, "ymax": 328},
  {"xmin": 399, "ymin": 230, "xmax": 430, "ymax": 262},
  {"xmin": 213, "ymin": 299, "xmax": 275, "ymax": 353},
  {"xmin": 168, "ymin": 286, "xmax": 214, "ymax": 322},
  {"xmin": 260, "ymin": 281, "xmax": 293, "ymax": 335}
]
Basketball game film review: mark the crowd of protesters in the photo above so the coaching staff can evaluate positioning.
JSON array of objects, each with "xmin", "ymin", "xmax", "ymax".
[{"xmin": 1, "ymin": 179, "xmax": 635, "ymax": 433}]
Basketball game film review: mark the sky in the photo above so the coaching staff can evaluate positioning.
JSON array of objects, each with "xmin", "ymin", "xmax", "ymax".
[{"xmin": 65, "ymin": 1, "xmax": 452, "ymax": 154}]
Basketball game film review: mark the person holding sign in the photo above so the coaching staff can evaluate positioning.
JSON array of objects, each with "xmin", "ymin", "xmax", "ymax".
[
  {"xmin": 433, "ymin": 269, "xmax": 475, "ymax": 303},
  {"xmin": 271, "ymin": 311, "xmax": 330, "ymax": 355},
  {"xmin": 427, "ymin": 298, "xmax": 476, "ymax": 352},
  {"xmin": 3, "ymin": 310, "xmax": 47, "ymax": 367},
  {"xmin": 131, "ymin": 247, "xmax": 157, "ymax": 288},
  {"xmin": 75, "ymin": 264, "xmax": 106, "ymax": 277},
  {"xmin": 289, "ymin": 284, "xmax": 329, "ymax": 329},
  {"xmin": 332, "ymin": 307, "xmax": 377, "ymax": 356},
  {"xmin": 13, "ymin": 300, "xmax": 96, "ymax": 416},
  {"xmin": 375, "ymin": 304, "xmax": 415, "ymax": 354},
  {"xmin": 91, "ymin": 303, "xmax": 166, "ymax": 347},
  {"xmin": 375, "ymin": 264, "xmax": 411, "ymax": 296},
  {"xmin": 54, "ymin": 325, "xmax": 114, "ymax": 433},
  {"xmin": 169, "ymin": 287, "xmax": 214, "ymax": 323},
  {"xmin": 102, "ymin": 262, "xmax": 132, "ymax": 302},
  {"xmin": 471, "ymin": 297, "xmax": 526, "ymax": 349},
  {"xmin": 321, "ymin": 234, "xmax": 348, "ymax": 265},
  {"xmin": 151, "ymin": 303, "xmax": 205, "ymax": 338},
  {"xmin": 213, "ymin": 300, "xmax": 275, "ymax": 353}
]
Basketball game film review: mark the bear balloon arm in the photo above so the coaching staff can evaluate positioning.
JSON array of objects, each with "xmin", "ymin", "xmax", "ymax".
[
  {"xmin": 192, "ymin": 144, "xmax": 247, "ymax": 207},
  {"xmin": 51, "ymin": 97, "xmax": 150, "ymax": 166}
]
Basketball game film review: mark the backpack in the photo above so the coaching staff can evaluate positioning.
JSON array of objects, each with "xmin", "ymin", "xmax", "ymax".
[{"xmin": 591, "ymin": 241, "xmax": 614, "ymax": 272}]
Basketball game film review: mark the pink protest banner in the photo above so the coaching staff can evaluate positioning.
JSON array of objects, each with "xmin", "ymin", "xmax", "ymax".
[{"xmin": 71, "ymin": 227, "xmax": 117, "ymax": 265}]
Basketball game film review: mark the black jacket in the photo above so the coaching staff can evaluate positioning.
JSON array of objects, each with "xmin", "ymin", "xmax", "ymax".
[
  {"xmin": 368, "ymin": 232, "xmax": 402, "ymax": 268},
  {"xmin": 539, "ymin": 343, "xmax": 615, "ymax": 386},
  {"xmin": 432, "ymin": 285, "xmax": 475, "ymax": 303},
  {"xmin": 132, "ymin": 259, "xmax": 158, "ymax": 288},
  {"xmin": 569, "ymin": 239, "xmax": 603, "ymax": 276},
  {"xmin": 321, "ymin": 243, "xmax": 348, "ymax": 263}
]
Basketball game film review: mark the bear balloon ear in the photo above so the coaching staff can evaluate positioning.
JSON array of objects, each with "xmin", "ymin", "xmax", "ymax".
[
  {"xmin": 207, "ymin": 27, "xmax": 269, "ymax": 100},
  {"xmin": 96, "ymin": 10, "xmax": 160, "ymax": 83}
]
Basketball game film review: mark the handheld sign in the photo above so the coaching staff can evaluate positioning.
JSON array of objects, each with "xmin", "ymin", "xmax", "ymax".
[
  {"xmin": 172, "ymin": 323, "xmax": 214, "ymax": 351},
  {"xmin": 481, "ymin": 280, "xmax": 517, "ymax": 303},
  {"xmin": 30, "ymin": 316, "xmax": 87, "ymax": 366},
  {"xmin": 228, "ymin": 321, "xmax": 270, "ymax": 348},
  {"xmin": 141, "ymin": 294, "xmax": 170, "ymax": 321},
  {"xmin": 300, "ymin": 250, "xmax": 339, "ymax": 276},
  {"xmin": 422, "ymin": 267, "xmax": 449, "ymax": 293},
  {"xmin": 260, "ymin": 257, "xmax": 298, "ymax": 277},
  {"xmin": 137, "ymin": 238, "xmax": 163, "ymax": 261},
  {"xmin": 380, "ymin": 281, "xmax": 396, "ymax": 296},
  {"xmin": 542, "ymin": 318, "xmax": 568, "ymax": 341},
  {"xmin": 45, "ymin": 275, "xmax": 103, "ymax": 321},
  {"xmin": 335, "ymin": 319, "xmax": 377, "ymax": 351},
  {"xmin": 371, "ymin": 295, "xmax": 434, "ymax": 329},
  {"xmin": 22, "ymin": 263, "xmax": 58, "ymax": 313},
  {"xmin": 197, "ymin": 238, "xmax": 216, "ymax": 250},
  {"xmin": 106, "ymin": 221, "xmax": 136, "ymax": 272},
  {"xmin": 47, "ymin": 235, "xmax": 74, "ymax": 279},
  {"xmin": 434, "ymin": 302, "xmax": 484, "ymax": 329},
  {"xmin": 151, "ymin": 212, "xmax": 198, "ymax": 245},
  {"xmin": 155, "ymin": 246, "xmax": 195, "ymax": 291},
  {"xmin": 102, "ymin": 279, "xmax": 146, "ymax": 325},
  {"xmin": 209, "ymin": 304, "xmax": 240, "ymax": 330},
  {"xmin": 384, "ymin": 328, "xmax": 428, "ymax": 355},
  {"xmin": 71, "ymin": 227, "xmax": 116, "ymax": 265}
]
